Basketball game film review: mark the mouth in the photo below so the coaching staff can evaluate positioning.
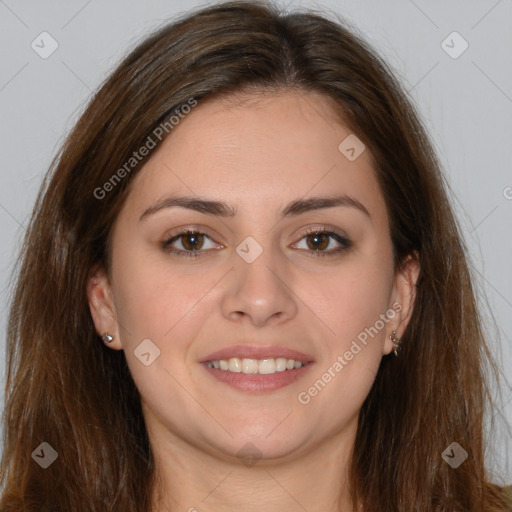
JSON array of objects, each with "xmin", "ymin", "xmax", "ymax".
[{"xmin": 200, "ymin": 345, "xmax": 314, "ymax": 392}]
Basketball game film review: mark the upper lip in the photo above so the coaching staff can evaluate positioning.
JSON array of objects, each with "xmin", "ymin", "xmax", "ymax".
[{"xmin": 200, "ymin": 344, "xmax": 315, "ymax": 363}]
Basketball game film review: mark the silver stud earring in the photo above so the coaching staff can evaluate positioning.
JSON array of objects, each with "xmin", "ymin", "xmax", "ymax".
[
  {"xmin": 390, "ymin": 330, "xmax": 401, "ymax": 357},
  {"xmin": 102, "ymin": 333, "xmax": 114, "ymax": 344}
]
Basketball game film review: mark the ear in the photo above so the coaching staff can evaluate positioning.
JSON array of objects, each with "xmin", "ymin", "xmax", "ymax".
[
  {"xmin": 86, "ymin": 264, "xmax": 123, "ymax": 350},
  {"xmin": 383, "ymin": 251, "xmax": 420, "ymax": 355}
]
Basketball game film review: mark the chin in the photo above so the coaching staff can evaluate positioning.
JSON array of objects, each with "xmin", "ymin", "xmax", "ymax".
[{"xmin": 203, "ymin": 423, "xmax": 310, "ymax": 463}]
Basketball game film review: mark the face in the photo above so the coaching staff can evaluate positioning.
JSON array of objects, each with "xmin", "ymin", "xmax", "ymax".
[{"xmin": 88, "ymin": 89, "xmax": 418, "ymax": 463}]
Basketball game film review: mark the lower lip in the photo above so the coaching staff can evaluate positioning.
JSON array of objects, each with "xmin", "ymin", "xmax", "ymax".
[{"xmin": 201, "ymin": 363, "xmax": 314, "ymax": 392}]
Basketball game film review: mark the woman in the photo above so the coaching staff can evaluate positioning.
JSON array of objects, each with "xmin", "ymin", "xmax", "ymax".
[{"xmin": 1, "ymin": 1, "xmax": 510, "ymax": 510}]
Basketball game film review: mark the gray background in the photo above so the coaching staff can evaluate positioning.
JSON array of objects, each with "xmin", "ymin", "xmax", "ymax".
[{"xmin": 0, "ymin": 0, "xmax": 511, "ymax": 484}]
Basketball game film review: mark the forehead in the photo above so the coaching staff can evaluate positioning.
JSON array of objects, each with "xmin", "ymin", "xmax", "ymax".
[{"xmin": 121, "ymin": 89, "xmax": 388, "ymax": 226}]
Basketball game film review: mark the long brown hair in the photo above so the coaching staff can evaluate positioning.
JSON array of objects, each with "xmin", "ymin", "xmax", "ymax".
[{"xmin": 1, "ymin": 2, "xmax": 510, "ymax": 510}]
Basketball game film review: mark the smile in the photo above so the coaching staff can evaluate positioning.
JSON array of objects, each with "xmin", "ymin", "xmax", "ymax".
[
  {"xmin": 205, "ymin": 357, "xmax": 308, "ymax": 374},
  {"xmin": 202, "ymin": 358, "xmax": 313, "ymax": 392}
]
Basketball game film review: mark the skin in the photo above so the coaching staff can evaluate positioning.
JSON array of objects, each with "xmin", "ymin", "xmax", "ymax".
[{"xmin": 87, "ymin": 89, "xmax": 420, "ymax": 512}]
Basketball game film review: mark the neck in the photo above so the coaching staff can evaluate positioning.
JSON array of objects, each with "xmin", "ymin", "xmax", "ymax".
[{"xmin": 145, "ymin": 407, "xmax": 360, "ymax": 512}]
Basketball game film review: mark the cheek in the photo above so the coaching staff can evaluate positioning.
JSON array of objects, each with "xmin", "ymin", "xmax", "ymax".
[
  {"xmin": 307, "ymin": 257, "xmax": 394, "ymax": 344},
  {"xmin": 297, "ymin": 255, "xmax": 393, "ymax": 408},
  {"xmin": 112, "ymin": 247, "xmax": 213, "ymax": 342},
  {"xmin": 110, "ymin": 250, "xmax": 220, "ymax": 406},
  {"xmin": 112, "ymin": 255, "xmax": 207, "ymax": 415}
]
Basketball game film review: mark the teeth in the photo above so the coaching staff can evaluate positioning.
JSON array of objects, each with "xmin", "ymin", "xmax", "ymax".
[
  {"xmin": 206, "ymin": 357, "xmax": 307, "ymax": 374},
  {"xmin": 228, "ymin": 358, "xmax": 242, "ymax": 373},
  {"xmin": 242, "ymin": 358, "xmax": 259, "ymax": 374},
  {"xmin": 275, "ymin": 357, "xmax": 288, "ymax": 372},
  {"xmin": 259, "ymin": 358, "xmax": 275, "ymax": 374}
]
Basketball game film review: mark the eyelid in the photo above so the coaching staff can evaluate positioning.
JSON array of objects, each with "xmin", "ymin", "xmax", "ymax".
[
  {"xmin": 290, "ymin": 225, "xmax": 352, "ymax": 255},
  {"xmin": 294, "ymin": 224, "xmax": 349, "ymax": 240},
  {"xmin": 161, "ymin": 225, "xmax": 221, "ymax": 244},
  {"xmin": 160, "ymin": 226, "xmax": 222, "ymax": 256}
]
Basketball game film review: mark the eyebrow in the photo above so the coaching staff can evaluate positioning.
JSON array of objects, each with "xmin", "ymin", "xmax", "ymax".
[{"xmin": 139, "ymin": 194, "xmax": 371, "ymax": 221}]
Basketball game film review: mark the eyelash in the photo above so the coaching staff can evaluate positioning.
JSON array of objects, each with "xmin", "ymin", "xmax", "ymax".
[{"xmin": 161, "ymin": 227, "xmax": 352, "ymax": 259}]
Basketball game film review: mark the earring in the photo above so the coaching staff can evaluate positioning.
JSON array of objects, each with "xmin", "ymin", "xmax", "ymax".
[
  {"xmin": 102, "ymin": 333, "xmax": 114, "ymax": 344},
  {"xmin": 390, "ymin": 330, "xmax": 401, "ymax": 356}
]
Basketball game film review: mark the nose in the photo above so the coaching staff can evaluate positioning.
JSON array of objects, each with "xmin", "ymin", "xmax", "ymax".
[{"xmin": 220, "ymin": 243, "xmax": 298, "ymax": 328}]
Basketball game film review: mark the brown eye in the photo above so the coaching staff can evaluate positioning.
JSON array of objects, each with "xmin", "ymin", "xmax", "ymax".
[
  {"xmin": 161, "ymin": 229, "xmax": 221, "ymax": 258},
  {"xmin": 305, "ymin": 232, "xmax": 330, "ymax": 251},
  {"xmin": 292, "ymin": 229, "xmax": 352, "ymax": 257},
  {"xmin": 179, "ymin": 232, "xmax": 205, "ymax": 251}
]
